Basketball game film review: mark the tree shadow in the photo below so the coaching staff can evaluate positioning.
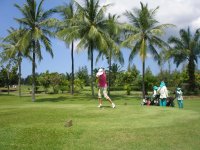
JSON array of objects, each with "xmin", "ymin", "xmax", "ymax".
[
  {"xmin": 0, "ymin": 94, "xmax": 13, "ymax": 97},
  {"xmin": 35, "ymin": 96, "xmax": 66, "ymax": 102}
]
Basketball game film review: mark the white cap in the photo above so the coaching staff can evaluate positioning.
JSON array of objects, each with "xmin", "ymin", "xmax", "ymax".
[{"xmin": 96, "ymin": 68, "xmax": 104, "ymax": 76}]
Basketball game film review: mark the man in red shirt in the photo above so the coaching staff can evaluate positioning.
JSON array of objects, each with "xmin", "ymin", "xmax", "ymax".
[{"xmin": 96, "ymin": 68, "xmax": 116, "ymax": 108}]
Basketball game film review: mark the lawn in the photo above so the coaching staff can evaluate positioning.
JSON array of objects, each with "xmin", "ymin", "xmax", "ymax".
[{"xmin": 0, "ymin": 91, "xmax": 200, "ymax": 150}]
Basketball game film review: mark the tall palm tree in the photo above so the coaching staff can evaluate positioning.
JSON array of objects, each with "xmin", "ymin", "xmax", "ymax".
[
  {"xmin": 54, "ymin": 2, "xmax": 78, "ymax": 95},
  {"xmin": 15, "ymin": 0, "xmax": 56, "ymax": 101},
  {"xmin": 72, "ymin": 0, "xmax": 113, "ymax": 97},
  {"xmin": 96, "ymin": 14, "xmax": 124, "ymax": 94},
  {"xmin": 168, "ymin": 27, "xmax": 200, "ymax": 91},
  {"xmin": 0, "ymin": 28, "xmax": 27, "ymax": 97},
  {"xmin": 122, "ymin": 2, "xmax": 173, "ymax": 99}
]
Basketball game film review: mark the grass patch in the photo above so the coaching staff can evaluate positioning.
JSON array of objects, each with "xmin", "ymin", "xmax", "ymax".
[{"xmin": 0, "ymin": 92, "xmax": 200, "ymax": 150}]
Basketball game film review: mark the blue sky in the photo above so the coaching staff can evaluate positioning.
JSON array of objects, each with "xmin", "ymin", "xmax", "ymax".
[{"xmin": 0, "ymin": 0, "xmax": 199, "ymax": 78}]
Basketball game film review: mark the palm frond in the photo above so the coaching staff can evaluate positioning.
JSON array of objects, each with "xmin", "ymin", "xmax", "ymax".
[
  {"xmin": 148, "ymin": 42, "xmax": 160, "ymax": 64},
  {"xmin": 139, "ymin": 38, "xmax": 147, "ymax": 61},
  {"xmin": 36, "ymin": 0, "xmax": 45, "ymax": 20},
  {"xmin": 121, "ymin": 33, "xmax": 141, "ymax": 48},
  {"xmin": 129, "ymin": 41, "xmax": 140, "ymax": 62},
  {"xmin": 40, "ymin": 35, "xmax": 53, "ymax": 58},
  {"xmin": 95, "ymin": 51, "xmax": 104, "ymax": 64},
  {"xmin": 36, "ymin": 40, "xmax": 42, "ymax": 61}
]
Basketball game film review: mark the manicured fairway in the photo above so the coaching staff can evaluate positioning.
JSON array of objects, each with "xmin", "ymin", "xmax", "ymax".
[{"xmin": 0, "ymin": 93, "xmax": 200, "ymax": 150}]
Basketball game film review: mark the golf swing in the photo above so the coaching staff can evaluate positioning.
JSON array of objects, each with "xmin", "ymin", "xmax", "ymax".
[{"xmin": 96, "ymin": 68, "xmax": 115, "ymax": 108}]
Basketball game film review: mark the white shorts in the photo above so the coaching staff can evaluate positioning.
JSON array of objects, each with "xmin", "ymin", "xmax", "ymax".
[{"xmin": 98, "ymin": 87, "xmax": 109, "ymax": 99}]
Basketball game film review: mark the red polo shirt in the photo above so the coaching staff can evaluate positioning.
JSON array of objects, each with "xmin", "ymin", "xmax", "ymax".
[{"xmin": 98, "ymin": 72, "xmax": 107, "ymax": 87}]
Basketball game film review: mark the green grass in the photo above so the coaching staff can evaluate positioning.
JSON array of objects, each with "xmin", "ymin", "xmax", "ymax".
[{"xmin": 0, "ymin": 91, "xmax": 200, "ymax": 150}]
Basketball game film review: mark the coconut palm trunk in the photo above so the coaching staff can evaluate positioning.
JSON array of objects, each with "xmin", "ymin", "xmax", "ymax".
[
  {"xmin": 108, "ymin": 49, "xmax": 112, "ymax": 95},
  {"xmin": 7, "ymin": 71, "xmax": 10, "ymax": 95},
  {"xmin": 71, "ymin": 41, "xmax": 74, "ymax": 95},
  {"xmin": 32, "ymin": 41, "xmax": 36, "ymax": 102},
  {"xmin": 188, "ymin": 55, "xmax": 196, "ymax": 90},
  {"xmin": 18, "ymin": 55, "xmax": 22, "ymax": 97},
  {"xmin": 90, "ymin": 43, "xmax": 95, "ymax": 97},
  {"xmin": 142, "ymin": 59, "xmax": 145, "ymax": 99}
]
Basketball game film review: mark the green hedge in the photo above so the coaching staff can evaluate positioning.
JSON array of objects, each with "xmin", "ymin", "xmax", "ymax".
[{"xmin": 110, "ymin": 85, "xmax": 140, "ymax": 91}]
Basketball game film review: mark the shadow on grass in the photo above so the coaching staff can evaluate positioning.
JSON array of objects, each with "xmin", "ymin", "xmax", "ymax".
[
  {"xmin": 35, "ymin": 95, "xmax": 96, "ymax": 103},
  {"xmin": 0, "ymin": 93, "xmax": 21, "ymax": 96},
  {"xmin": 110, "ymin": 94, "xmax": 141, "ymax": 101},
  {"xmin": 35, "ymin": 96, "xmax": 66, "ymax": 102},
  {"xmin": 99, "ymin": 106, "xmax": 113, "ymax": 108}
]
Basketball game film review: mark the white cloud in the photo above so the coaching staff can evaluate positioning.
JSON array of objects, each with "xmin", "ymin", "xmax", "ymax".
[
  {"xmin": 192, "ymin": 17, "xmax": 200, "ymax": 29},
  {"xmin": 102, "ymin": 0, "xmax": 200, "ymax": 29},
  {"xmin": 75, "ymin": 0, "xmax": 200, "ymax": 30}
]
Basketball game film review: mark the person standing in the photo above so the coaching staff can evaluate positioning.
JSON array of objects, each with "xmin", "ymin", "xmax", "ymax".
[
  {"xmin": 157, "ymin": 81, "xmax": 168, "ymax": 106},
  {"xmin": 176, "ymin": 87, "xmax": 184, "ymax": 108},
  {"xmin": 152, "ymin": 86, "xmax": 159, "ymax": 106},
  {"xmin": 96, "ymin": 68, "xmax": 115, "ymax": 108}
]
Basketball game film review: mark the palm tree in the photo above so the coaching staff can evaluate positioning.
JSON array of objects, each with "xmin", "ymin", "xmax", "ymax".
[
  {"xmin": 54, "ymin": 2, "xmax": 78, "ymax": 95},
  {"xmin": 96, "ymin": 14, "xmax": 124, "ymax": 94},
  {"xmin": 168, "ymin": 27, "xmax": 200, "ymax": 91},
  {"xmin": 15, "ymin": 0, "xmax": 56, "ymax": 101},
  {"xmin": 72, "ymin": 0, "xmax": 114, "ymax": 97},
  {"xmin": 0, "ymin": 28, "xmax": 27, "ymax": 97},
  {"xmin": 122, "ymin": 2, "xmax": 173, "ymax": 100}
]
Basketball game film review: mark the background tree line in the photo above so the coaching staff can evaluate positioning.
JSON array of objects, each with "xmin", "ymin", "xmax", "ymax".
[{"xmin": 1, "ymin": 63, "xmax": 199, "ymax": 95}]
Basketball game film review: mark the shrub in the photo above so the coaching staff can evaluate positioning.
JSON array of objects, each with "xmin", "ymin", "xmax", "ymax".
[
  {"xmin": 74, "ymin": 79, "xmax": 84, "ymax": 92},
  {"xmin": 124, "ymin": 84, "xmax": 131, "ymax": 95}
]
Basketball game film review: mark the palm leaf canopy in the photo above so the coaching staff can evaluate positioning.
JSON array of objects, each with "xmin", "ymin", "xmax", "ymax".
[
  {"xmin": 70, "ymin": 0, "xmax": 114, "ymax": 53},
  {"xmin": 168, "ymin": 27, "xmax": 200, "ymax": 67},
  {"xmin": 96, "ymin": 13, "xmax": 124, "ymax": 65},
  {"xmin": 14, "ymin": 0, "xmax": 57, "ymax": 61},
  {"xmin": 0, "ymin": 28, "xmax": 30, "ymax": 65},
  {"xmin": 54, "ymin": 2, "xmax": 81, "ymax": 44},
  {"xmin": 122, "ymin": 2, "xmax": 174, "ymax": 63}
]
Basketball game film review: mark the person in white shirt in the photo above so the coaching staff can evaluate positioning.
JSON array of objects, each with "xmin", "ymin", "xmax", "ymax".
[
  {"xmin": 176, "ymin": 87, "xmax": 183, "ymax": 108},
  {"xmin": 157, "ymin": 81, "xmax": 168, "ymax": 106},
  {"xmin": 153, "ymin": 86, "xmax": 158, "ymax": 97}
]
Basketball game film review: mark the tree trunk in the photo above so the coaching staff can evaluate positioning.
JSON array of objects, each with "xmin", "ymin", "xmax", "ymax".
[
  {"xmin": 32, "ymin": 41, "xmax": 36, "ymax": 102},
  {"xmin": 18, "ymin": 55, "xmax": 22, "ymax": 97},
  {"xmin": 168, "ymin": 60, "xmax": 171, "ymax": 74},
  {"xmin": 71, "ymin": 41, "xmax": 74, "ymax": 95},
  {"xmin": 7, "ymin": 71, "xmax": 10, "ymax": 95},
  {"xmin": 188, "ymin": 55, "xmax": 196, "ymax": 91},
  {"xmin": 90, "ymin": 44, "xmax": 94, "ymax": 97},
  {"xmin": 108, "ymin": 49, "xmax": 112, "ymax": 95},
  {"xmin": 142, "ymin": 59, "xmax": 145, "ymax": 99}
]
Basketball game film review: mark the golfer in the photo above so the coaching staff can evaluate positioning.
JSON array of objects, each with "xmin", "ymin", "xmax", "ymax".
[{"xmin": 96, "ymin": 68, "xmax": 115, "ymax": 108}]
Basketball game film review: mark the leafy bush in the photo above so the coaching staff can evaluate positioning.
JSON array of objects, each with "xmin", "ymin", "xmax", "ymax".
[
  {"xmin": 59, "ymin": 80, "xmax": 70, "ymax": 93},
  {"xmin": 74, "ymin": 79, "xmax": 84, "ymax": 92},
  {"xmin": 110, "ymin": 86, "xmax": 124, "ymax": 91},
  {"xmin": 124, "ymin": 84, "xmax": 131, "ymax": 95}
]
